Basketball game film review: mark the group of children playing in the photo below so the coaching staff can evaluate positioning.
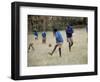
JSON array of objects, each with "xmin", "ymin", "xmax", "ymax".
[{"xmin": 33, "ymin": 24, "xmax": 74, "ymax": 57}]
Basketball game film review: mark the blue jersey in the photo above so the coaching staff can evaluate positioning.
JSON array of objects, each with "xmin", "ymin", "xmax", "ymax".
[
  {"xmin": 66, "ymin": 25, "xmax": 73, "ymax": 37},
  {"xmin": 42, "ymin": 32, "xmax": 46, "ymax": 38},
  {"xmin": 55, "ymin": 31, "xmax": 63, "ymax": 43},
  {"xmin": 34, "ymin": 31, "xmax": 38, "ymax": 36},
  {"xmin": 66, "ymin": 25, "xmax": 73, "ymax": 34}
]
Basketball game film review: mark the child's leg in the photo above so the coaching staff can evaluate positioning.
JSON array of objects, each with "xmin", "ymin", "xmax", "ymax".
[
  {"xmin": 28, "ymin": 45, "xmax": 30, "ymax": 50},
  {"xmin": 70, "ymin": 38, "xmax": 73, "ymax": 47},
  {"xmin": 58, "ymin": 44, "xmax": 62, "ymax": 57},
  {"xmin": 28, "ymin": 44, "xmax": 31, "ymax": 53},
  {"xmin": 69, "ymin": 38, "xmax": 73, "ymax": 52},
  {"xmin": 31, "ymin": 44, "xmax": 34, "ymax": 50},
  {"xmin": 59, "ymin": 47, "xmax": 61, "ymax": 57},
  {"xmin": 69, "ymin": 42, "xmax": 71, "ymax": 52},
  {"xmin": 49, "ymin": 45, "xmax": 58, "ymax": 55},
  {"xmin": 67, "ymin": 38, "xmax": 71, "ymax": 51}
]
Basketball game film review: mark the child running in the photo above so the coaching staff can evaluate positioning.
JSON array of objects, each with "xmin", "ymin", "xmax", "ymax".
[
  {"xmin": 42, "ymin": 31, "xmax": 46, "ymax": 43},
  {"xmin": 66, "ymin": 24, "xmax": 74, "ymax": 52},
  {"xmin": 49, "ymin": 28, "xmax": 63, "ymax": 57}
]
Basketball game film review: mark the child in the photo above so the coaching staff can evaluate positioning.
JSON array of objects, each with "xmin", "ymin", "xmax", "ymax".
[
  {"xmin": 66, "ymin": 24, "xmax": 74, "ymax": 51},
  {"xmin": 28, "ymin": 43, "xmax": 34, "ymax": 53},
  {"xmin": 49, "ymin": 28, "xmax": 63, "ymax": 57},
  {"xmin": 34, "ymin": 30, "xmax": 38, "ymax": 40},
  {"xmin": 42, "ymin": 31, "xmax": 46, "ymax": 43}
]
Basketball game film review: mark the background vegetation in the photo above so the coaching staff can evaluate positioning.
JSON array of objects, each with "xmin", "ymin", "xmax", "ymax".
[{"xmin": 28, "ymin": 15, "xmax": 88, "ymax": 33}]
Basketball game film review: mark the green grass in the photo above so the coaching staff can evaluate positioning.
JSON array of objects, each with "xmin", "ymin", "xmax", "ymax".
[{"xmin": 27, "ymin": 28, "xmax": 88, "ymax": 66}]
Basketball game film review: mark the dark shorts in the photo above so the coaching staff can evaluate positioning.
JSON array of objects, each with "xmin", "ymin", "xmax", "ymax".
[{"xmin": 67, "ymin": 33, "xmax": 72, "ymax": 38}]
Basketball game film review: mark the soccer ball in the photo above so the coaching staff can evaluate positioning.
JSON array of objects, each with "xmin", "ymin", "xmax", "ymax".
[{"xmin": 49, "ymin": 44, "xmax": 52, "ymax": 47}]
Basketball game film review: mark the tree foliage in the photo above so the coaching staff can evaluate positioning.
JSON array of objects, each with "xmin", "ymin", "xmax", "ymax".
[{"xmin": 28, "ymin": 15, "xmax": 87, "ymax": 33}]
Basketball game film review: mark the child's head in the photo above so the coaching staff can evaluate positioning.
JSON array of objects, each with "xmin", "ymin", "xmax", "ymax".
[
  {"xmin": 53, "ymin": 28, "xmax": 58, "ymax": 35},
  {"xmin": 53, "ymin": 28, "xmax": 57, "ymax": 33}
]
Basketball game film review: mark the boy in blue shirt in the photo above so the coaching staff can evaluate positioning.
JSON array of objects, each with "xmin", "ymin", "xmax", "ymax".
[
  {"xmin": 34, "ymin": 30, "xmax": 38, "ymax": 40},
  {"xmin": 49, "ymin": 28, "xmax": 63, "ymax": 57},
  {"xmin": 66, "ymin": 24, "xmax": 74, "ymax": 51},
  {"xmin": 42, "ymin": 31, "xmax": 46, "ymax": 43}
]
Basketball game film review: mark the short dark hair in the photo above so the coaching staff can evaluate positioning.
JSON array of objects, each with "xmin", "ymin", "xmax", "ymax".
[{"xmin": 53, "ymin": 28, "xmax": 58, "ymax": 33}]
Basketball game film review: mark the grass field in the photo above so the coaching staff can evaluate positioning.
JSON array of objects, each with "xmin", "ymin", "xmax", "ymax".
[{"xmin": 27, "ymin": 28, "xmax": 88, "ymax": 66}]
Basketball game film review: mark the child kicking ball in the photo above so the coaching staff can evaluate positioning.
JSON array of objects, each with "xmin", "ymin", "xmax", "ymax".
[{"xmin": 49, "ymin": 28, "xmax": 63, "ymax": 57}]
